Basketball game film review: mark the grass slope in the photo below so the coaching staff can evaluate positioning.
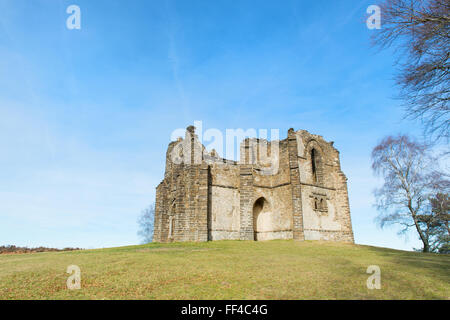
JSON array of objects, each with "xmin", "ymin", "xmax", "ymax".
[{"xmin": 0, "ymin": 240, "xmax": 449, "ymax": 300}]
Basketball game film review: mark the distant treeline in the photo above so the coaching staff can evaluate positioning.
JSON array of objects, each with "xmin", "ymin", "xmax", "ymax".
[{"xmin": 0, "ymin": 245, "xmax": 83, "ymax": 255}]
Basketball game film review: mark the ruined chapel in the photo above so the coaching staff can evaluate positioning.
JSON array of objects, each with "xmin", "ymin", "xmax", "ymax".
[{"xmin": 152, "ymin": 126, "xmax": 354, "ymax": 243}]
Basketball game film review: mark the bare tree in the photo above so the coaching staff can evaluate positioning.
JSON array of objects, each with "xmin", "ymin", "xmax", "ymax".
[
  {"xmin": 371, "ymin": 0, "xmax": 450, "ymax": 142},
  {"xmin": 371, "ymin": 134, "xmax": 448, "ymax": 252},
  {"xmin": 137, "ymin": 204, "xmax": 155, "ymax": 244}
]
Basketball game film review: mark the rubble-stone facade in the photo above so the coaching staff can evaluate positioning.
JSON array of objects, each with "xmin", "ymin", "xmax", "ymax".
[{"xmin": 153, "ymin": 126, "xmax": 354, "ymax": 243}]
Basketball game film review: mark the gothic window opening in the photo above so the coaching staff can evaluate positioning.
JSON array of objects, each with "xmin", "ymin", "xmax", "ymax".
[
  {"xmin": 168, "ymin": 216, "xmax": 175, "ymax": 240},
  {"xmin": 311, "ymin": 148, "xmax": 318, "ymax": 183},
  {"xmin": 311, "ymin": 195, "xmax": 328, "ymax": 214}
]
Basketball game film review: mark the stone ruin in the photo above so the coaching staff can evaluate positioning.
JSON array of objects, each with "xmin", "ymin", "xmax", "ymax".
[{"xmin": 152, "ymin": 126, "xmax": 354, "ymax": 243}]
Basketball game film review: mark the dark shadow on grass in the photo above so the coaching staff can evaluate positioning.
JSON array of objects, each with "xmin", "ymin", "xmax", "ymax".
[
  {"xmin": 321, "ymin": 251, "xmax": 449, "ymax": 299},
  {"xmin": 362, "ymin": 245, "xmax": 450, "ymax": 281}
]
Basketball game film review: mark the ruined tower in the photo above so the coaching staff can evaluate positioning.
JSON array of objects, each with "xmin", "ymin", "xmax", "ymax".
[{"xmin": 152, "ymin": 126, "xmax": 354, "ymax": 243}]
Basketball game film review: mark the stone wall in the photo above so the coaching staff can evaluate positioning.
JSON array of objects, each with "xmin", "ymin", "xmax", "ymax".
[
  {"xmin": 209, "ymin": 164, "xmax": 240, "ymax": 240},
  {"xmin": 295, "ymin": 130, "xmax": 354, "ymax": 242}
]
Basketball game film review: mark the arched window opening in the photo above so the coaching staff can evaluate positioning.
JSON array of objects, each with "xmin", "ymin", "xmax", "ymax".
[
  {"xmin": 311, "ymin": 148, "xmax": 318, "ymax": 183},
  {"xmin": 311, "ymin": 195, "xmax": 328, "ymax": 214},
  {"xmin": 168, "ymin": 216, "xmax": 175, "ymax": 240}
]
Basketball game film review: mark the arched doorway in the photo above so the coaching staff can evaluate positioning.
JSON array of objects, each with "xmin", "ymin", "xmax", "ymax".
[{"xmin": 253, "ymin": 197, "xmax": 271, "ymax": 241}]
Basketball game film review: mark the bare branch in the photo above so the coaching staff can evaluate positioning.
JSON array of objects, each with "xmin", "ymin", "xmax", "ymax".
[{"xmin": 371, "ymin": 0, "xmax": 450, "ymax": 142}]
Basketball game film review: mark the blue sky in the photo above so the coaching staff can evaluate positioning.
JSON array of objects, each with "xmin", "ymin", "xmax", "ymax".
[{"xmin": 0, "ymin": 0, "xmax": 428, "ymax": 250}]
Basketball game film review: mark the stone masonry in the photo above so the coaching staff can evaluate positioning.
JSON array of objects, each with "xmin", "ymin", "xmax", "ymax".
[{"xmin": 152, "ymin": 126, "xmax": 354, "ymax": 243}]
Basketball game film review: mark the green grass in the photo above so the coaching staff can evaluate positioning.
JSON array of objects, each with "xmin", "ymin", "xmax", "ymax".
[{"xmin": 0, "ymin": 240, "xmax": 449, "ymax": 299}]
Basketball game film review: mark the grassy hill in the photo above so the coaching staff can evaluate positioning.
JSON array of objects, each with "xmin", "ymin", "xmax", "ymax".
[{"xmin": 0, "ymin": 240, "xmax": 448, "ymax": 300}]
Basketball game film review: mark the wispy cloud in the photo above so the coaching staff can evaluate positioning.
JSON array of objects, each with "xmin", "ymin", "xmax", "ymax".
[{"xmin": 164, "ymin": 0, "xmax": 191, "ymax": 122}]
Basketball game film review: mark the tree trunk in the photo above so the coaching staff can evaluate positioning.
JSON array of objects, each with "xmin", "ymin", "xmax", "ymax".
[
  {"xmin": 413, "ymin": 219, "xmax": 430, "ymax": 253},
  {"xmin": 410, "ymin": 205, "xmax": 430, "ymax": 253}
]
